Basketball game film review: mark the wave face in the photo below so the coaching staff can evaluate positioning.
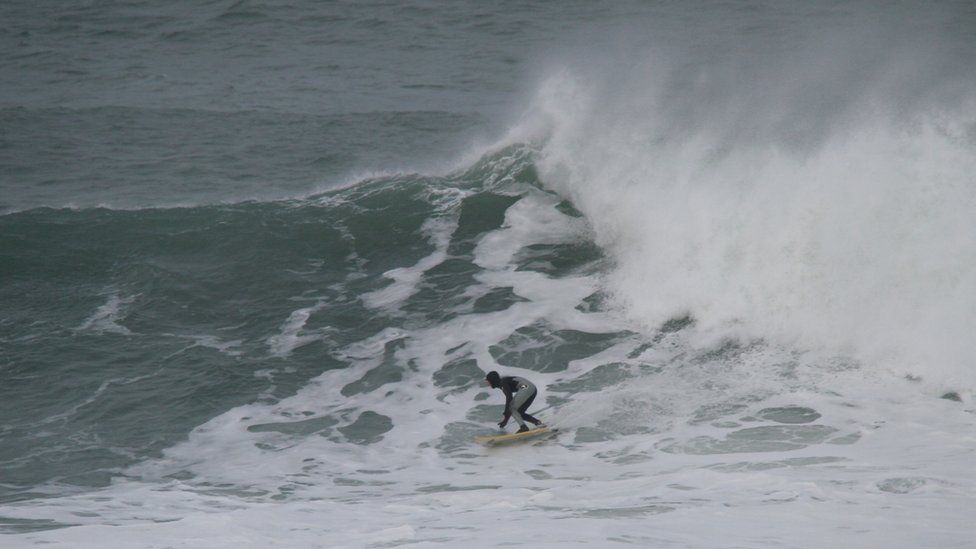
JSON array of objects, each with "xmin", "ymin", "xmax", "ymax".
[
  {"xmin": 3, "ymin": 145, "xmax": 975, "ymax": 546},
  {"xmin": 2, "ymin": 1, "xmax": 976, "ymax": 547},
  {"xmin": 0, "ymin": 149, "xmax": 541, "ymax": 499}
]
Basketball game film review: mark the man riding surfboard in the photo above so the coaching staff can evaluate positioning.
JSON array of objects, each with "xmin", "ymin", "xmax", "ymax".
[{"xmin": 484, "ymin": 371, "xmax": 543, "ymax": 433}]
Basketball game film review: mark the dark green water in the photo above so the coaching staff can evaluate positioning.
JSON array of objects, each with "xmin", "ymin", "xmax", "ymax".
[{"xmin": 0, "ymin": 145, "xmax": 594, "ymax": 506}]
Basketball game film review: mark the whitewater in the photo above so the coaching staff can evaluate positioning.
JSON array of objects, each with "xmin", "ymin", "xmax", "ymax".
[{"xmin": 2, "ymin": 1, "xmax": 975, "ymax": 547}]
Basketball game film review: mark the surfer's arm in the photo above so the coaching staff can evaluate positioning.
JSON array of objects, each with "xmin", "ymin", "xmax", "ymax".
[{"xmin": 499, "ymin": 387, "xmax": 514, "ymax": 426}]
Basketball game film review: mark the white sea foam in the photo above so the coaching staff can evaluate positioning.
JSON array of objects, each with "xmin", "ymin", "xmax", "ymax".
[
  {"xmin": 6, "ymin": 6, "xmax": 976, "ymax": 548},
  {"xmin": 8, "ymin": 321, "xmax": 976, "ymax": 548},
  {"xmin": 266, "ymin": 301, "xmax": 330, "ymax": 357},
  {"xmin": 361, "ymin": 217, "xmax": 458, "ymax": 311},
  {"xmin": 473, "ymin": 192, "xmax": 588, "ymax": 271},
  {"xmin": 185, "ymin": 334, "xmax": 244, "ymax": 356},
  {"xmin": 6, "ymin": 179, "xmax": 976, "ymax": 549},
  {"xmin": 527, "ymin": 39, "xmax": 976, "ymax": 391},
  {"xmin": 74, "ymin": 291, "xmax": 135, "ymax": 335}
]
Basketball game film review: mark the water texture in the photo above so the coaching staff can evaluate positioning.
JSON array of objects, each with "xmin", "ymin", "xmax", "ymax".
[{"xmin": 2, "ymin": 1, "xmax": 975, "ymax": 547}]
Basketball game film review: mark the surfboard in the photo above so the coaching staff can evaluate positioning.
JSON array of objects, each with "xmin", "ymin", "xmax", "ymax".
[{"xmin": 475, "ymin": 426, "xmax": 556, "ymax": 446}]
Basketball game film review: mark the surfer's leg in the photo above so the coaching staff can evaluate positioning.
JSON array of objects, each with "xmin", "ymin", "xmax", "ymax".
[
  {"xmin": 516, "ymin": 389, "xmax": 541, "ymax": 426},
  {"xmin": 510, "ymin": 389, "xmax": 533, "ymax": 429}
]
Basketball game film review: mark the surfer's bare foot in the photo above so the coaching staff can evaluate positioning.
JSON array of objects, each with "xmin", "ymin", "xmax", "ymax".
[{"xmin": 517, "ymin": 425, "xmax": 530, "ymax": 433}]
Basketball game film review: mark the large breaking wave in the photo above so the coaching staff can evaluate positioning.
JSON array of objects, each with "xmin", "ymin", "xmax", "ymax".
[{"xmin": 516, "ymin": 7, "xmax": 976, "ymax": 390}]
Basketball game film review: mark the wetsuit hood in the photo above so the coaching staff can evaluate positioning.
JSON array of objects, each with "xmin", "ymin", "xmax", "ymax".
[{"xmin": 485, "ymin": 370, "xmax": 501, "ymax": 389}]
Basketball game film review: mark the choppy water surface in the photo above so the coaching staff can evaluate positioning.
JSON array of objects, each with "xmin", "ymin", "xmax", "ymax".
[{"xmin": 2, "ymin": 1, "xmax": 975, "ymax": 547}]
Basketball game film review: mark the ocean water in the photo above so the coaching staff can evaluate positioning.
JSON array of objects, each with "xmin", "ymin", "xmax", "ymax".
[{"xmin": 2, "ymin": 1, "xmax": 975, "ymax": 547}]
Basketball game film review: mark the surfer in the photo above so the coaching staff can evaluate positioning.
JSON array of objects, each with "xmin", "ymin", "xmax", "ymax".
[{"xmin": 484, "ymin": 371, "xmax": 543, "ymax": 433}]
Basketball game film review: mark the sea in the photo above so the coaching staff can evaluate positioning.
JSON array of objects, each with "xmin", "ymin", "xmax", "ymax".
[{"xmin": 2, "ymin": 1, "xmax": 975, "ymax": 547}]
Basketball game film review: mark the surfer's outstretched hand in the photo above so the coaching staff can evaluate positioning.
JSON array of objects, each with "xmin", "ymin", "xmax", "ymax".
[{"xmin": 498, "ymin": 420, "xmax": 507, "ymax": 428}]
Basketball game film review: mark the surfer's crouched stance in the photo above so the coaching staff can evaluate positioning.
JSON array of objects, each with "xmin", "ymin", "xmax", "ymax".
[{"xmin": 485, "ymin": 371, "xmax": 543, "ymax": 433}]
